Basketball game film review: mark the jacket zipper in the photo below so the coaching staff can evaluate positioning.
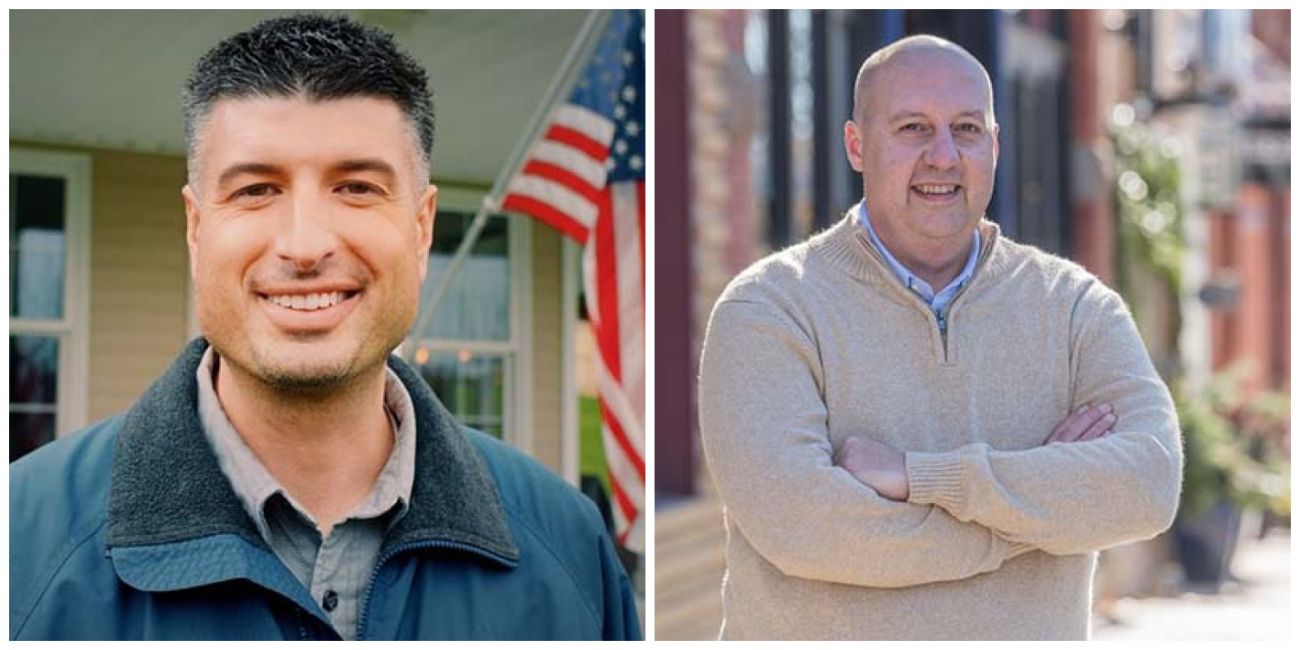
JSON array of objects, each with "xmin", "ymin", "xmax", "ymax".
[{"xmin": 354, "ymin": 538, "xmax": 516, "ymax": 640}]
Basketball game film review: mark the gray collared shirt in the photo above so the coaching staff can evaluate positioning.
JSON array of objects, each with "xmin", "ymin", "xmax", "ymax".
[{"xmin": 195, "ymin": 348, "xmax": 417, "ymax": 640}]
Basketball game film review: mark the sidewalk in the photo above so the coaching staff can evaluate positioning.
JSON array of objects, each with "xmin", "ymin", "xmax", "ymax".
[{"xmin": 1091, "ymin": 530, "xmax": 1291, "ymax": 641}]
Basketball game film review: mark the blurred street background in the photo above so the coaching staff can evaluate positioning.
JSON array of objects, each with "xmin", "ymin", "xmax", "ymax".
[
  {"xmin": 1093, "ymin": 525, "xmax": 1289, "ymax": 640},
  {"xmin": 654, "ymin": 9, "xmax": 1290, "ymax": 640}
]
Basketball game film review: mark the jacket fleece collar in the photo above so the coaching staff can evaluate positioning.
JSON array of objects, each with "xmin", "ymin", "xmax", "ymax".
[{"xmin": 107, "ymin": 338, "xmax": 519, "ymax": 567}]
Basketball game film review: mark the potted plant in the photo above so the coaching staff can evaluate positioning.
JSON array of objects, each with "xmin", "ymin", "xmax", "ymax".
[
  {"xmin": 1171, "ymin": 370, "xmax": 1289, "ymax": 590},
  {"xmin": 1232, "ymin": 388, "xmax": 1291, "ymax": 536}
]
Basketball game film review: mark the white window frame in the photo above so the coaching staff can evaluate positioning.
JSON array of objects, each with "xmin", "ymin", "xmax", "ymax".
[
  {"xmin": 408, "ymin": 204, "xmax": 533, "ymax": 452},
  {"xmin": 9, "ymin": 148, "xmax": 92, "ymax": 438}
]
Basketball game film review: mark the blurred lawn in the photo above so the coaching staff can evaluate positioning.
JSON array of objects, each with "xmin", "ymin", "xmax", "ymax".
[{"xmin": 579, "ymin": 395, "xmax": 609, "ymax": 494}]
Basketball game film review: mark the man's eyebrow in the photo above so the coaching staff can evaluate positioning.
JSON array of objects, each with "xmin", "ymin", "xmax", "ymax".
[
  {"xmin": 333, "ymin": 158, "xmax": 398, "ymax": 178},
  {"xmin": 889, "ymin": 109, "xmax": 987, "ymax": 122},
  {"xmin": 214, "ymin": 159, "xmax": 399, "ymax": 189},
  {"xmin": 216, "ymin": 162, "xmax": 284, "ymax": 188}
]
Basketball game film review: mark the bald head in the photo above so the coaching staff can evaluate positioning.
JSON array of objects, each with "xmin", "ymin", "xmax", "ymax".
[
  {"xmin": 852, "ymin": 35, "xmax": 995, "ymax": 127},
  {"xmin": 841, "ymin": 34, "xmax": 1000, "ymax": 271}
]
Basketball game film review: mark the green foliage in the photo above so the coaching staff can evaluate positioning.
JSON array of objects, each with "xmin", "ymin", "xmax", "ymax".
[
  {"xmin": 1107, "ymin": 108, "xmax": 1291, "ymax": 523},
  {"xmin": 1112, "ymin": 114, "xmax": 1187, "ymax": 296},
  {"xmin": 1174, "ymin": 367, "xmax": 1290, "ymax": 518},
  {"xmin": 580, "ymin": 395, "xmax": 610, "ymax": 495},
  {"xmin": 1106, "ymin": 107, "xmax": 1287, "ymax": 521}
]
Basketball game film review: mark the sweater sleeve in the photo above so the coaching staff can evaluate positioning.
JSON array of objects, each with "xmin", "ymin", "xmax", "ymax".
[
  {"xmin": 699, "ymin": 298, "xmax": 1034, "ymax": 589},
  {"xmin": 904, "ymin": 285, "xmax": 1183, "ymax": 555}
]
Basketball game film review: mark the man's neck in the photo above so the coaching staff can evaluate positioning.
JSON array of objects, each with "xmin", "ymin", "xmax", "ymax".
[
  {"xmin": 889, "ymin": 236, "xmax": 974, "ymax": 291},
  {"xmin": 864, "ymin": 208, "xmax": 977, "ymax": 291},
  {"xmin": 213, "ymin": 354, "xmax": 394, "ymax": 535}
]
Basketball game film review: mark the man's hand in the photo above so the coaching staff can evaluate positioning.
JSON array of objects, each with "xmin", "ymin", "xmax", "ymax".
[
  {"xmin": 834, "ymin": 437, "xmax": 909, "ymax": 501},
  {"xmin": 1044, "ymin": 403, "xmax": 1116, "ymax": 444}
]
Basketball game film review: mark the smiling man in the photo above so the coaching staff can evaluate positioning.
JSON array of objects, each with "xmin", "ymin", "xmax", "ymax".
[
  {"xmin": 698, "ymin": 35, "xmax": 1181, "ymax": 639},
  {"xmin": 9, "ymin": 14, "xmax": 640, "ymax": 641}
]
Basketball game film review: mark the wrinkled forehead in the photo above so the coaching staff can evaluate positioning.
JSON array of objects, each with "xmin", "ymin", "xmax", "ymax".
[{"xmin": 188, "ymin": 94, "xmax": 427, "ymax": 188}]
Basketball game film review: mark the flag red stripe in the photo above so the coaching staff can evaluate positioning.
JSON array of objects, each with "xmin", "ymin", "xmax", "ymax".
[
  {"xmin": 600, "ymin": 399, "xmax": 645, "ymax": 480},
  {"xmin": 593, "ymin": 191, "xmax": 622, "ymax": 382},
  {"xmin": 501, "ymin": 195, "xmax": 590, "ymax": 243},
  {"xmin": 520, "ymin": 160, "xmax": 604, "ymax": 206},
  {"xmin": 608, "ymin": 467, "xmax": 638, "ymax": 524},
  {"xmin": 544, "ymin": 124, "xmax": 609, "ymax": 162}
]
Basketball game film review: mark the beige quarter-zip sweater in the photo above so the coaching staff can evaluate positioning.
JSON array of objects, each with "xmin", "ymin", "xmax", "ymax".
[{"xmin": 698, "ymin": 214, "xmax": 1182, "ymax": 640}]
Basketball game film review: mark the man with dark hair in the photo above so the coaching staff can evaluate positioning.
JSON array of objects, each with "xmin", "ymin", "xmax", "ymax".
[
  {"xmin": 10, "ymin": 14, "xmax": 641, "ymax": 641},
  {"xmin": 181, "ymin": 14, "xmax": 436, "ymax": 182}
]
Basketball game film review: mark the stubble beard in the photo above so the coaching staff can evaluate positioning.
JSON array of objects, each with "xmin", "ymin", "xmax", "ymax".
[
  {"xmin": 201, "ymin": 270, "xmax": 421, "ymax": 399},
  {"xmin": 252, "ymin": 346, "xmax": 363, "ymax": 395},
  {"xmin": 206, "ymin": 313, "xmax": 393, "ymax": 400},
  {"xmin": 240, "ymin": 318, "xmax": 409, "ymax": 398}
]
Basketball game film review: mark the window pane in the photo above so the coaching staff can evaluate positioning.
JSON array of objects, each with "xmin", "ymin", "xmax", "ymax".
[
  {"xmin": 9, "ymin": 174, "xmax": 67, "ymax": 319},
  {"xmin": 420, "ymin": 212, "xmax": 510, "ymax": 341},
  {"xmin": 10, "ymin": 412, "xmax": 56, "ymax": 462},
  {"xmin": 10, "ymin": 335, "xmax": 58, "ymax": 405},
  {"xmin": 417, "ymin": 351, "xmax": 505, "ymax": 438}
]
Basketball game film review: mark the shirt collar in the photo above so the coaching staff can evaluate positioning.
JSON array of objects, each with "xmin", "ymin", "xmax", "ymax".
[
  {"xmin": 856, "ymin": 198, "xmax": 981, "ymax": 307},
  {"xmin": 195, "ymin": 347, "xmax": 417, "ymax": 541},
  {"xmin": 108, "ymin": 337, "xmax": 520, "ymax": 592}
]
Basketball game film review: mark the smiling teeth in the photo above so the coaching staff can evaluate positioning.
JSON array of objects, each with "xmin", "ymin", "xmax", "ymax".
[
  {"xmin": 267, "ymin": 291, "xmax": 345, "ymax": 311},
  {"xmin": 916, "ymin": 184, "xmax": 958, "ymax": 194}
]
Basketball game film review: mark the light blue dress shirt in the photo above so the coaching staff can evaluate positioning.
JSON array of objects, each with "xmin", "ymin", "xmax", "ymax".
[{"xmin": 856, "ymin": 199, "xmax": 980, "ymax": 333}]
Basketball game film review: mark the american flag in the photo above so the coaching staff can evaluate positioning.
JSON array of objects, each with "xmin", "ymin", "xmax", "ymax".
[{"xmin": 502, "ymin": 10, "xmax": 645, "ymax": 553}]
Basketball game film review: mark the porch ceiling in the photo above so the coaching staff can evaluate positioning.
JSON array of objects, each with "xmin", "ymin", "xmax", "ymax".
[{"xmin": 10, "ymin": 9, "xmax": 588, "ymax": 187}]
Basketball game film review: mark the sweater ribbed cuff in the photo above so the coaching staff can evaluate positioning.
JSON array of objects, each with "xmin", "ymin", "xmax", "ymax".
[{"xmin": 905, "ymin": 451, "xmax": 967, "ymax": 515}]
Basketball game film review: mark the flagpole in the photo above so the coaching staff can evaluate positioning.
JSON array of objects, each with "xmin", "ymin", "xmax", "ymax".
[{"xmin": 407, "ymin": 10, "xmax": 611, "ymax": 363}]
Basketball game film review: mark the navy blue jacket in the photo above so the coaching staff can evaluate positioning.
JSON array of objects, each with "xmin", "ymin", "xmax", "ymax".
[{"xmin": 9, "ymin": 339, "xmax": 641, "ymax": 640}]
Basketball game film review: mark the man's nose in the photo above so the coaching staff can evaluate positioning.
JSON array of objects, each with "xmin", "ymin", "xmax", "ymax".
[
  {"xmin": 274, "ymin": 192, "xmax": 337, "ymax": 273},
  {"xmin": 923, "ymin": 128, "xmax": 960, "ymax": 170}
]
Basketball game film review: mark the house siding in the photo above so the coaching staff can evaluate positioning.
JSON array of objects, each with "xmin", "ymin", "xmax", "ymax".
[
  {"xmin": 86, "ymin": 149, "xmax": 190, "ymax": 421},
  {"xmin": 529, "ymin": 222, "xmax": 564, "ymax": 473}
]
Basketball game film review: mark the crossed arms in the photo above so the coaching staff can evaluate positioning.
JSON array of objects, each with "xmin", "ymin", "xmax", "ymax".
[
  {"xmin": 697, "ymin": 288, "xmax": 1182, "ymax": 589},
  {"xmin": 836, "ymin": 402, "xmax": 1118, "ymax": 507}
]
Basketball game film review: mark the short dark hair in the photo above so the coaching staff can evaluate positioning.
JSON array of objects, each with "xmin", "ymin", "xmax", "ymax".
[{"xmin": 183, "ymin": 13, "xmax": 434, "ymax": 178}]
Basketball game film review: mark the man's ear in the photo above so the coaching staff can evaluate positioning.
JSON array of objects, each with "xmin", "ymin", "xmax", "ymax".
[
  {"xmin": 990, "ymin": 122, "xmax": 1000, "ymax": 165},
  {"xmin": 415, "ymin": 184, "xmax": 438, "ymax": 281},
  {"xmin": 843, "ymin": 120, "xmax": 865, "ymax": 172},
  {"xmin": 181, "ymin": 184, "xmax": 202, "ymax": 280}
]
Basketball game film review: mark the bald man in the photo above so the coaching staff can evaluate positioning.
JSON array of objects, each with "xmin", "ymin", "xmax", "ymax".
[{"xmin": 698, "ymin": 35, "xmax": 1181, "ymax": 640}]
